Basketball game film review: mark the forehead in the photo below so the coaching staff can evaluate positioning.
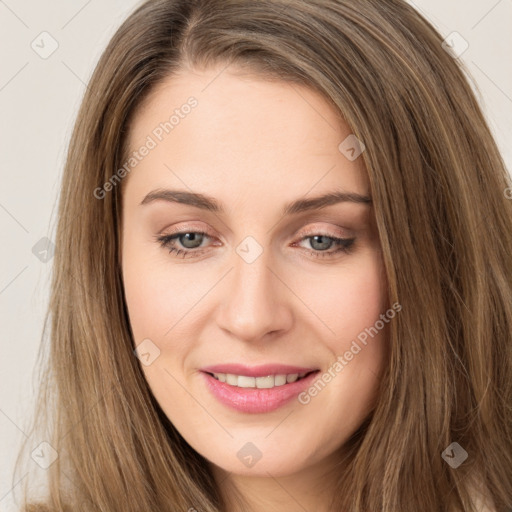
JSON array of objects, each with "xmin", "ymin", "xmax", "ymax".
[{"xmin": 124, "ymin": 65, "xmax": 369, "ymax": 206}]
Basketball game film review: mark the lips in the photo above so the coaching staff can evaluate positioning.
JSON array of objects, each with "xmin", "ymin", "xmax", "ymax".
[{"xmin": 200, "ymin": 363, "xmax": 320, "ymax": 414}]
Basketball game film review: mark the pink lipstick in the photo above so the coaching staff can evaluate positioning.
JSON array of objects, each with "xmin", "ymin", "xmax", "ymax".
[{"xmin": 200, "ymin": 364, "xmax": 320, "ymax": 414}]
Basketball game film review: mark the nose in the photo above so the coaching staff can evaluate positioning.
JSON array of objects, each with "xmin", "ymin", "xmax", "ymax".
[{"xmin": 215, "ymin": 248, "xmax": 294, "ymax": 343}]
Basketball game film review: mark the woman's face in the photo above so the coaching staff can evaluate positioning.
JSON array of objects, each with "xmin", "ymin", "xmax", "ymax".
[{"xmin": 121, "ymin": 65, "xmax": 388, "ymax": 479}]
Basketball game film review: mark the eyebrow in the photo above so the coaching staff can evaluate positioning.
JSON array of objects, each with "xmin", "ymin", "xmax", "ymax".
[{"xmin": 140, "ymin": 188, "xmax": 372, "ymax": 215}]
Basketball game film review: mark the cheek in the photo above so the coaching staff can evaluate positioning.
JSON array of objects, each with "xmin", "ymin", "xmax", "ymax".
[
  {"xmin": 298, "ymin": 251, "xmax": 389, "ymax": 410},
  {"xmin": 123, "ymin": 268, "xmax": 169, "ymax": 344},
  {"xmin": 122, "ymin": 245, "xmax": 200, "ymax": 344},
  {"xmin": 300, "ymin": 251, "xmax": 388, "ymax": 350}
]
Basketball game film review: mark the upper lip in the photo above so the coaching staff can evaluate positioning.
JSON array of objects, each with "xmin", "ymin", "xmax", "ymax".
[{"xmin": 201, "ymin": 364, "xmax": 319, "ymax": 378}]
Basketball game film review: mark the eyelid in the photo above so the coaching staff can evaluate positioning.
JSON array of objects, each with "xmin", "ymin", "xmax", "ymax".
[
  {"xmin": 161, "ymin": 222, "xmax": 217, "ymax": 239},
  {"xmin": 297, "ymin": 224, "xmax": 353, "ymax": 239}
]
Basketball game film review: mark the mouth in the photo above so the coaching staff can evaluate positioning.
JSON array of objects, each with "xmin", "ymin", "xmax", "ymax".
[{"xmin": 200, "ymin": 366, "xmax": 321, "ymax": 414}]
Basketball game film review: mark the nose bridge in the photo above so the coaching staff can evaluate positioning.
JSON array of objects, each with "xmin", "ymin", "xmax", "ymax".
[
  {"xmin": 215, "ymin": 241, "xmax": 292, "ymax": 341},
  {"xmin": 233, "ymin": 247, "xmax": 273, "ymax": 305}
]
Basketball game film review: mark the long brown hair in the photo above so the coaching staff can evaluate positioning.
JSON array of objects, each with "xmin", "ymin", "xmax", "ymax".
[{"xmin": 15, "ymin": 0, "xmax": 512, "ymax": 510}]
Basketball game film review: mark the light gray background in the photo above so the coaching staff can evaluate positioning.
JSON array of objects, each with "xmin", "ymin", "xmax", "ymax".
[{"xmin": 1, "ymin": 0, "xmax": 511, "ymax": 509}]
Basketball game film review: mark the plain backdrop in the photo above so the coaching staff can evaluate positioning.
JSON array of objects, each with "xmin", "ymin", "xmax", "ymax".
[{"xmin": 1, "ymin": 0, "xmax": 511, "ymax": 509}]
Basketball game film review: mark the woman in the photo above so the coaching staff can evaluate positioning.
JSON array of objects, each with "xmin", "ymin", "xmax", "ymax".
[{"xmin": 17, "ymin": 0, "xmax": 512, "ymax": 510}]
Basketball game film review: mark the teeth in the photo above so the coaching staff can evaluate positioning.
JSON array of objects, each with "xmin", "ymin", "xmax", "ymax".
[
  {"xmin": 226, "ymin": 374, "xmax": 238, "ymax": 386},
  {"xmin": 274, "ymin": 374, "xmax": 287, "ymax": 386},
  {"xmin": 237, "ymin": 375, "xmax": 255, "ymax": 388},
  {"xmin": 211, "ymin": 371, "xmax": 310, "ymax": 389},
  {"xmin": 255, "ymin": 375, "xmax": 274, "ymax": 389}
]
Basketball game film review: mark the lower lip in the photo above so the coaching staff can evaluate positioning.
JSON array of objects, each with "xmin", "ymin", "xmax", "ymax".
[{"xmin": 201, "ymin": 371, "xmax": 320, "ymax": 414}]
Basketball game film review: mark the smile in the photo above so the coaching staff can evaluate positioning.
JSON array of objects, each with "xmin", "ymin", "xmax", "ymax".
[
  {"xmin": 208, "ymin": 371, "xmax": 313, "ymax": 389},
  {"xmin": 201, "ymin": 367, "xmax": 321, "ymax": 414}
]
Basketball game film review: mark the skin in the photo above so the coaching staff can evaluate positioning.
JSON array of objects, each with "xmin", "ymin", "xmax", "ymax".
[{"xmin": 121, "ymin": 64, "xmax": 389, "ymax": 512}]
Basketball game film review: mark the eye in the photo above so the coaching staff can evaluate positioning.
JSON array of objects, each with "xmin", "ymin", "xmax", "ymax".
[
  {"xmin": 295, "ymin": 234, "xmax": 355, "ymax": 258},
  {"xmin": 155, "ymin": 230, "xmax": 212, "ymax": 258},
  {"xmin": 155, "ymin": 230, "xmax": 355, "ymax": 259}
]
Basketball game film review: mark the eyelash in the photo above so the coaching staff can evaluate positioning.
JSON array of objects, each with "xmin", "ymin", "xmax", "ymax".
[{"xmin": 154, "ymin": 229, "xmax": 355, "ymax": 260}]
